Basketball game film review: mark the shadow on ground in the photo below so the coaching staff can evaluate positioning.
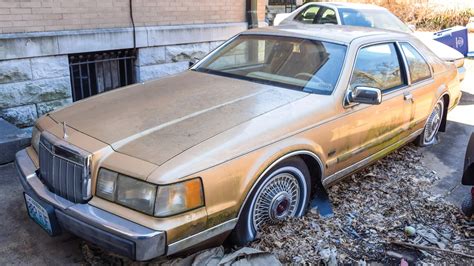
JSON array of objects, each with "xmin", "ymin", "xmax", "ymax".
[{"xmin": 0, "ymin": 163, "xmax": 83, "ymax": 264}]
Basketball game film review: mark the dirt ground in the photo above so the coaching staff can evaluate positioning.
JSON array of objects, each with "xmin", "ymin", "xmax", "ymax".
[{"xmin": 0, "ymin": 51, "xmax": 473, "ymax": 265}]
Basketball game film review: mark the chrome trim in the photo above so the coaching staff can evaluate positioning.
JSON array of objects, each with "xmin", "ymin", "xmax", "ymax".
[
  {"xmin": 322, "ymin": 128, "xmax": 423, "ymax": 187},
  {"xmin": 15, "ymin": 149, "xmax": 166, "ymax": 261},
  {"xmin": 167, "ymin": 218, "xmax": 238, "ymax": 255},
  {"xmin": 16, "ymin": 149, "xmax": 74, "ymax": 210},
  {"xmin": 39, "ymin": 131, "xmax": 92, "ymax": 203},
  {"xmin": 345, "ymin": 86, "xmax": 382, "ymax": 105},
  {"xmin": 396, "ymin": 41, "xmax": 412, "ymax": 86},
  {"xmin": 237, "ymin": 150, "xmax": 324, "ymax": 219}
]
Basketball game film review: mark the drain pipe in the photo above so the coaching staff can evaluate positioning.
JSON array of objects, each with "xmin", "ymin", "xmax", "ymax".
[
  {"xmin": 246, "ymin": 0, "xmax": 258, "ymax": 29},
  {"xmin": 129, "ymin": 0, "xmax": 136, "ymax": 49}
]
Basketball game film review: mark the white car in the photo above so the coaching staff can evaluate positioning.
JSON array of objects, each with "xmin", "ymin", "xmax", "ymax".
[{"xmin": 274, "ymin": 2, "xmax": 465, "ymax": 81}]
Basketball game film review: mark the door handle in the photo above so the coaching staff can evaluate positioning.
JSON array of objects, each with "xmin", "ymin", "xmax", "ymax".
[{"xmin": 404, "ymin": 93, "xmax": 414, "ymax": 102}]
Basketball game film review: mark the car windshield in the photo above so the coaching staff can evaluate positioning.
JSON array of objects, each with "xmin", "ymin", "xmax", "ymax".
[
  {"xmin": 338, "ymin": 8, "xmax": 411, "ymax": 33},
  {"xmin": 194, "ymin": 35, "xmax": 347, "ymax": 95}
]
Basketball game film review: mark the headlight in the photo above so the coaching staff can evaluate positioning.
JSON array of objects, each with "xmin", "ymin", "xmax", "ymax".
[
  {"xmin": 116, "ymin": 174, "xmax": 157, "ymax": 214},
  {"xmin": 96, "ymin": 168, "xmax": 204, "ymax": 216},
  {"xmin": 31, "ymin": 126, "xmax": 41, "ymax": 153}
]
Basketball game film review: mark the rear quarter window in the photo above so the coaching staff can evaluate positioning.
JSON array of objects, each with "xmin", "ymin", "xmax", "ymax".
[{"xmin": 400, "ymin": 42, "xmax": 432, "ymax": 83}]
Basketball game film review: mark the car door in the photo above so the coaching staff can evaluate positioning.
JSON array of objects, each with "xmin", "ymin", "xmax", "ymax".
[
  {"xmin": 398, "ymin": 42, "xmax": 435, "ymax": 128},
  {"xmin": 326, "ymin": 42, "xmax": 413, "ymax": 176}
]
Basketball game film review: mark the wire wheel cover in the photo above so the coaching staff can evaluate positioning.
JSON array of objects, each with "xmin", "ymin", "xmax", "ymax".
[
  {"xmin": 424, "ymin": 101, "xmax": 443, "ymax": 143},
  {"xmin": 252, "ymin": 172, "xmax": 301, "ymax": 230}
]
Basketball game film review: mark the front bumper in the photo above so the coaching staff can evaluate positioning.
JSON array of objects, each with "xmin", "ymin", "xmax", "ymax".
[{"xmin": 15, "ymin": 149, "xmax": 166, "ymax": 261}]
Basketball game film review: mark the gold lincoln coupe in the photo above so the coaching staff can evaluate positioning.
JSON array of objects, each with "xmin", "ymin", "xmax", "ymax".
[{"xmin": 15, "ymin": 24, "xmax": 461, "ymax": 260}]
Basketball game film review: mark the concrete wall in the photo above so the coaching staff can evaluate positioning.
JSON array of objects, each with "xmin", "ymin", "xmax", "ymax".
[
  {"xmin": 0, "ymin": 55, "xmax": 72, "ymax": 127},
  {"xmin": 137, "ymin": 40, "xmax": 224, "ymax": 82}
]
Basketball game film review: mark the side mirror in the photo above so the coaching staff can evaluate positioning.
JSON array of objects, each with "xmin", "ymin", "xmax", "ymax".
[
  {"xmin": 408, "ymin": 24, "xmax": 416, "ymax": 32},
  {"xmin": 346, "ymin": 86, "xmax": 382, "ymax": 105}
]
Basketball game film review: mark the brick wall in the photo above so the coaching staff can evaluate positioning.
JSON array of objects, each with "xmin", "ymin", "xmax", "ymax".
[{"xmin": 0, "ymin": 0, "xmax": 267, "ymax": 34}]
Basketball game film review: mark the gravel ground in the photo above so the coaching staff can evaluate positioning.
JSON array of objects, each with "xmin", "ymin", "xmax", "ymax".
[{"xmin": 250, "ymin": 144, "xmax": 474, "ymax": 264}]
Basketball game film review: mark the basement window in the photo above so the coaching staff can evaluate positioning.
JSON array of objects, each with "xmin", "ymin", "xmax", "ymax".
[{"xmin": 68, "ymin": 49, "xmax": 137, "ymax": 101}]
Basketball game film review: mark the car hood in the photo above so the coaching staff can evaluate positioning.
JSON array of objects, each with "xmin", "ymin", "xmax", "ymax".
[{"xmin": 49, "ymin": 71, "xmax": 308, "ymax": 166}]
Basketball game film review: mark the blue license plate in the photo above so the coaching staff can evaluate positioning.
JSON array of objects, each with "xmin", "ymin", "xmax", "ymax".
[{"xmin": 24, "ymin": 193, "xmax": 53, "ymax": 235}]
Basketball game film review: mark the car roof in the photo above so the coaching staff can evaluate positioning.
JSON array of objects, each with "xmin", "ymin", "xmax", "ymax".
[
  {"xmin": 241, "ymin": 24, "xmax": 409, "ymax": 45},
  {"xmin": 307, "ymin": 1, "xmax": 386, "ymax": 10}
]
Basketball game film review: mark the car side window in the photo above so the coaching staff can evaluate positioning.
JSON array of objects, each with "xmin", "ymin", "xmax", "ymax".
[
  {"xmin": 400, "ymin": 43, "xmax": 432, "ymax": 83},
  {"xmin": 350, "ymin": 43, "xmax": 404, "ymax": 91},
  {"xmin": 316, "ymin": 8, "xmax": 337, "ymax": 24},
  {"xmin": 294, "ymin": 6, "xmax": 320, "ymax": 24}
]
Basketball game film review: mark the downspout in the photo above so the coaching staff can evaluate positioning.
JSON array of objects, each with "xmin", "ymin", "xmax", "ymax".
[
  {"xmin": 129, "ymin": 0, "xmax": 136, "ymax": 49},
  {"xmin": 246, "ymin": 0, "xmax": 258, "ymax": 29}
]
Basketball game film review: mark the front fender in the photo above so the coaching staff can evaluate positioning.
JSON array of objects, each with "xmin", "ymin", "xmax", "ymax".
[{"xmin": 235, "ymin": 137, "xmax": 325, "ymax": 218}]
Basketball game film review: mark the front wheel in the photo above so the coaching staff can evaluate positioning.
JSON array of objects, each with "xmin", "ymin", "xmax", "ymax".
[
  {"xmin": 416, "ymin": 98, "xmax": 444, "ymax": 146},
  {"xmin": 228, "ymin": 157, "xmax": 311, "ymax": 246}
]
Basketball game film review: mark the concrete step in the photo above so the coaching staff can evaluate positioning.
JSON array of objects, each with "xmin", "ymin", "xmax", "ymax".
[{"xmin": 0, "ymin": 119, "xmax": 31, "ymax": 164}]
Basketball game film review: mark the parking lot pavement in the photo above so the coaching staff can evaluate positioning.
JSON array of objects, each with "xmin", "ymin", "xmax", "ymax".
[
  {"xmin": 423, "ymin": 58, "xmax": 474, "ymax": 205},
  {"xmin": 0, "ymin": 163, "xmax": 83, "ymax": 264}
]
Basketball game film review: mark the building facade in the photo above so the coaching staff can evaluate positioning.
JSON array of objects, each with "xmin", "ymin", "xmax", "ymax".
[{"xmin": 0, "ymin": 0, "xmax": 266, "ymax": 129}]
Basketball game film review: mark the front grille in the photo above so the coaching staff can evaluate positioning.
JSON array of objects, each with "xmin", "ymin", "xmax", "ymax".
[{"xmin": 38, "ymin": 132, "xmax": 92, "ymax": 203}]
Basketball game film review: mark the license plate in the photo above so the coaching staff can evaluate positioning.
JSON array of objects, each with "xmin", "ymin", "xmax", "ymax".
[{"xmin": 24, "ymin": 193, "xmax": 53, "ymax": 235}]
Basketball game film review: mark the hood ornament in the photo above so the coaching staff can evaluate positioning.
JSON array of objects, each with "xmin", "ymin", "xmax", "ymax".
[{"xmin": 62, "ymin": 122, "xmax": 68, "ymax": 139}]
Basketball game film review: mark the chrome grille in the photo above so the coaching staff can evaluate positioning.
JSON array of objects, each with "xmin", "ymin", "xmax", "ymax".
[{"xmin": 38, "ymin": 132, "xmax": 92, "ymax": 203}]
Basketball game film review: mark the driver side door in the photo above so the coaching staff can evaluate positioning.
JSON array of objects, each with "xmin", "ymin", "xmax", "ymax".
[{"xmin": 326, "ymin": 42, "xmax": 413, "ymax": 176}]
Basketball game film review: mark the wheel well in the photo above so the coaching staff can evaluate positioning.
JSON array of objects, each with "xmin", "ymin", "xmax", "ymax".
[
  {"xmin": 439, "ymin": 94, "xmax": 449, "ymax": 132},
  {"xmin": 298, "ymin": 154, "xmax": 324, "ymax": 197}
]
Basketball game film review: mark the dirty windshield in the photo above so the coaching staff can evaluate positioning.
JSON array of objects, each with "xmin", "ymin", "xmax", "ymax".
[{"xmin": 195, "ymin": 35, "xmax": 347, "ymax": 95}]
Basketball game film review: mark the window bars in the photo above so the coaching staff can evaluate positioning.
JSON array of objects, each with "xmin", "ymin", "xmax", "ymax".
[{"xmin": 69, "ymin": 49, "xmax": 137, "ymax": 101}]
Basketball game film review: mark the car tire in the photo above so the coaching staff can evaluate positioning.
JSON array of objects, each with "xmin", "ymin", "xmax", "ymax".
[
  {"xmin": 228, "ymin": 157, "xmax": 311, "ymax": 246},
  {"xmin": 416, "ymin": 98, "xmax": 444, "ymax": 147},
  {"xmin": 461, "ymin": 195, "xmax": 474, "ymax": 218}
]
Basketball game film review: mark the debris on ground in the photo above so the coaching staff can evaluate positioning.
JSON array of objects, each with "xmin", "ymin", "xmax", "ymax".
[
  {"xmin": 82, "ymin": 144, "xmax": 474, "ymax": 265},
  {"xmin": 250, "ymin": 144, "xmax": 474, "ymax": 264},
  {"xmin": 82, "ymin": 243, "xmax": 280, "ymax": 265}
]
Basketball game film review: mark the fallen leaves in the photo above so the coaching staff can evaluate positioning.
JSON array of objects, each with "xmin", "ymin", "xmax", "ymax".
[{"xmin": 250, "ymin": 144, "xmax": 474, "ymax": 264}]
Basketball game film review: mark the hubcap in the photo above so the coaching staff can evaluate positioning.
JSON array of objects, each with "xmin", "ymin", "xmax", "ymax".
[
  {"xmin": 424, "ymin": 101, "xmax": 443, "ymax": 143},
  {"xmin": 252, "ymin": 172, "xmax": 300, "ymax": 230}
]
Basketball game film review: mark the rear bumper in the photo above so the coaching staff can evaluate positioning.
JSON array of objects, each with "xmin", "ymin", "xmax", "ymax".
[{"xmin": 15, "ymin": 149, "xmax": 166, "ymax": 261}]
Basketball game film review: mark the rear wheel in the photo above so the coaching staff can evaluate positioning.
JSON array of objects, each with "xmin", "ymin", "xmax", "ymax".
[
  {"xmin": 229, "ymin": 157, "xmax": 311, "ymax": 246},
  {"xmin": 416, "ymin": 99, "xmax": 444, "ymax": 146}
]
